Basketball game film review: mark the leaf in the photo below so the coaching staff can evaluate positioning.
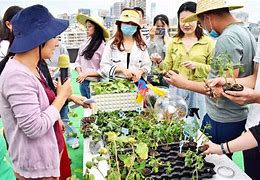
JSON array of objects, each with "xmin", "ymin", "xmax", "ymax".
[
  {"xmin": 135, "ymin": 173, "xmax": 141, "ymax": 180},
  {"xmin": 128, "ymin": 172, "xmax": 136, "ymax": 180},
  {"xmin": 135, "ymin": 142, "xmax": 148, "ymax": 160},
  {"xmin": 84, "ymin": 174, "xmax": 95, "ymax": 180},
  {"xmin": 106, "ymin": 132, "xmax": 117, "ymax": 142},
  {"xmin": 107, "ymin": 171, "xmax": 121, "ymax": 180},
  {"xmin": 134, "ymin": 161, "xmax": 146, "ymax": 171},
  {"xmin": 116, "ymin": 136, "xmax": 129, "ymax": 143},
  {"xmin": 118, "ymin": 154, "xmax": 135, "ymax": 168}
]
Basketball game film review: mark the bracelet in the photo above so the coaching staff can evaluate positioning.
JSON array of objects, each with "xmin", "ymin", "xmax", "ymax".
[
  {"xmin": 220, "ymin": 143, "xmax": 227, "ymax": 154},
  {"xmin": 226, "ymin": 142, "xmax": 231, "ymax": 154}
]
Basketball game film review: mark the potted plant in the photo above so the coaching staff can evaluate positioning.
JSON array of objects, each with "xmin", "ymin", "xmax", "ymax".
[{"xmin": 211, "ymin": 52, "xmax": 244, "ymax": 92}]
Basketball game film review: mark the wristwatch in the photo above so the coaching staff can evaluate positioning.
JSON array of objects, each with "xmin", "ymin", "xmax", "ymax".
[{"xmin": 220, "ymin": 143, "xmax": 227, "ymax": 154}]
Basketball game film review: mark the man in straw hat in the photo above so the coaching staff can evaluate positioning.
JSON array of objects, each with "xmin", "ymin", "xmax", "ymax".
[
  {"xmin": 203, "ymin": 32, "xmax": 260, "ymax": 180},
  {"xmin": 164, "ymin": 0, "xmax": 257, "ymax": 178}
]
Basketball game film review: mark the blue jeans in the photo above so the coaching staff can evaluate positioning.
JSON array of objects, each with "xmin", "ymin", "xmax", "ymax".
[
  {"xmin": 201, "ymin": 113, "xmax": 246, "ymax": 144},
  {"xmin": 60, "ymin": 105, "xmax": 79, "ymax": 145},
  {"xmin": 79, "ymin": 80, "xmax": 91, "ymax": 99}
]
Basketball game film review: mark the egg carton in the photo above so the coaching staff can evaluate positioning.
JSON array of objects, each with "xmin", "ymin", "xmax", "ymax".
[{"xmin": 91, "ymin": 92, "xmax": 142, "ymax": 113}]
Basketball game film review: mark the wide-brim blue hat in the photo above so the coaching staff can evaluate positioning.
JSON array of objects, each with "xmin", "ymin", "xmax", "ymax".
[{"xmin": 9, "ymin": 4, "xmax": 69, "ymax": 53}]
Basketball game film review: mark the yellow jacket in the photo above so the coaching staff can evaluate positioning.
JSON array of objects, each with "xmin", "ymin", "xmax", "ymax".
[{"xmin": 160, "ymin": 35, "xmax": 215, "ymax": 82}]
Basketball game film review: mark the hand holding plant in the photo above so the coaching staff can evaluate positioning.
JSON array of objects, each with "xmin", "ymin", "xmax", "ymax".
[
  {"xmin": 203, "ymin": 141, "xmax": 222, "ymax": 155},
  {"xmin": 222, "ymin": 86, "xmax": 257, "ymax": 105}
]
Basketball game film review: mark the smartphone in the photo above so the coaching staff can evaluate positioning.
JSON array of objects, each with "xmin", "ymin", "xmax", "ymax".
[
  {"xmin": 155, "ymin": 28, "xmax": 166, "ymax": 35},
  {"xmin": 83, "ymin": 98, "xmax": 96, "ymax": 104}
]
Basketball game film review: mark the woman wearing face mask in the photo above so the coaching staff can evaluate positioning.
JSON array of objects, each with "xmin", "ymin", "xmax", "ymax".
[
  {"xmin": 75, "ymin": 15, "xmax": 109, "ymax": 99},
  {"xmin": 100, "ymin": 9, "xmax": 151, "ymax": 82},
  {"xmin": 155, "ymin": 1, "xmax": 215, "ymax": 123},
  {"xmin": 0, "ymin": 5, "xmax": 72, "ymax": 179},
  {"xmin": 148, "ymin": 14, "xmax": 171, "ymax": 64}
]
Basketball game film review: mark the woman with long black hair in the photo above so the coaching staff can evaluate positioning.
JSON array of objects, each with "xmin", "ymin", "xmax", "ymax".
[{"xmin": 75, "ymin": 15, "xmax": 109, "ymax": 98}]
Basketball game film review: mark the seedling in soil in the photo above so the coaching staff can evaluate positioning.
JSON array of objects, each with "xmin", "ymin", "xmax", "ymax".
[
  {"xmin": 211, "ymin": 52, "xmax": 244, "ymax": 93},
  {"xmin": 184, "ymin": 150, "xmax": 204, "ymax": 180}
]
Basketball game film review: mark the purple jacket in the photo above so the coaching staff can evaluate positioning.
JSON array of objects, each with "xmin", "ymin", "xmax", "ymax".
[{"xmin": 0, "ymin": 58, "xmax": 60, "ymax": 178}]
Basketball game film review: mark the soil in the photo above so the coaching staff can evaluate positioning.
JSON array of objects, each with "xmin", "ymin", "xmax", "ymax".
[
  {"xmin": 223, "ymin": 83, "xmax": 244, "ymax": 92},
  {"xmin": 198, "ymin": 144, "xmax": 209, "ymax": 154},
  {"xmin": 147, "ymin": 74, "xmax": 164, "ymax": 86},
  {"xmin": 142, "ymin": 168, "xmax": 152, "ymax": 176},
  {"xmin": 149, "ymin": 149, "xmax": 160, "ymax": 157}
]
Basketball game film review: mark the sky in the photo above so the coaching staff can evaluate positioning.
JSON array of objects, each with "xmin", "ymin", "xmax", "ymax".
[{"xmin": 1, "ymin": 0, "xmax": 260, "ymax": 23}]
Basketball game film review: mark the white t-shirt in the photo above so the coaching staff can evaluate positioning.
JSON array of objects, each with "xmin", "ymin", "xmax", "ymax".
[
  {"xmin": 0, "ymin": 40, "xmax": 9, "ymax": 62},
  {"xmin": 245, "ymin": 35, "xmax": 260, "ymax": 129}
]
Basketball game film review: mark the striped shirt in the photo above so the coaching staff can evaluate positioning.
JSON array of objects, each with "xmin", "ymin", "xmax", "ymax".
[{"xmin": 141, "ymin": 26, "xmax": 150, "ymax": 40}]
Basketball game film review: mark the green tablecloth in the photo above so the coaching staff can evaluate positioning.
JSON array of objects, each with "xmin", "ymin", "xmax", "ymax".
[{"xmin": 0, "ymin": 127, "xmax": 16, "ymax": 180}]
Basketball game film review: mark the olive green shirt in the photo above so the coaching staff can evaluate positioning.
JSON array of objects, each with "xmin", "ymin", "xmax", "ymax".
[{"xmin": 160, "ymin": 35, "xmax": 215, "ymax": 82}]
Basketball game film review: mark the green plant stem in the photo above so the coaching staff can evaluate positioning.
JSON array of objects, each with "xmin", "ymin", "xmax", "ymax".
[
  {"xmin": 113, "ymin": 140, "xmax": 120, "ymax": 175},
  {"xmin": 224, "ymin": 75, "xmax": 227, "ymax": 84},
  {"xmin": 125, "ymin": 144, "xmax": 135, "ymax": 180},
  {"xmin": 233, "ymin": 77, "xmax": 237, "ymax": 84}
]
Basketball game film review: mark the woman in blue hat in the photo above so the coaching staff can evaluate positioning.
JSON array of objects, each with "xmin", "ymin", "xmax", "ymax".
[{"xmin": 0, "ymin": 4, "xmax": 72, "ymax": 179}]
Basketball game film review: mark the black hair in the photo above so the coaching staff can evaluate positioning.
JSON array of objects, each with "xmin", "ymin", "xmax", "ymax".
[
  {"xmin": 175, "ymin": 1, "xmax": 204, "ymax": 40},
  {"xmin": 133, "ymin": 7, "xmax": 144, "ymax": 17},
  {"xmin": 0, "ymin": 6, "xmax": 22, "ymax": 41},
  {"xmin": 37, "ymin": 43, "xmax": 55, "ymax": 92},
  {"xmin": 153, "ymin": 14, "xmax": 169, "ymax": 26},
  {"xmin": 38, "ymin": 59, "xmax": 56, "ymax": 93},
  {"xmin": 122, "ymin": 7, "xmax": 133, "ymax": 12},
  {"xmin": 80, "ymin": 20, "xmax": 105, "ymax": 60},
  {"xmin": 0, "ymin": 6, "xmax": 22, "ymax": 75},
  {"xmin": 0, "ymin": 20, "xmax": 3, "ymax": 41}
]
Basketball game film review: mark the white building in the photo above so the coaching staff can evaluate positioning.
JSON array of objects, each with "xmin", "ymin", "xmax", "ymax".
[
  {"xmin": 125, "ymin": 0, "xmax": 147, "ymax": 18},
  {"xmin": 111, "ymin": 2, "xmax": 124, "ymax": 18},
  {"xmin": 59, "ymin": 24, "xmax": 87, "ymax": 49}
]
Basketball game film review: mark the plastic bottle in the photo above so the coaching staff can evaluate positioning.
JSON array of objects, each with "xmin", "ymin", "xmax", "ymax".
[{"xmin": 184, "ymin": 108, "xmax": 200, "ymax": 138}]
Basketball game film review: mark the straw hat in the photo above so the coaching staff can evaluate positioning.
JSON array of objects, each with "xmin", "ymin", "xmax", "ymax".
[
  {"xmin": 76, "ymin": 14, "xmax": 110, "ymax": 39},
  {"xmin": 184, "ymin": 0, "xmax": 243, "ymax": 22},
  {"xmin": 116, "ymin": 9, "xmax": 141, "ymax": 27}
]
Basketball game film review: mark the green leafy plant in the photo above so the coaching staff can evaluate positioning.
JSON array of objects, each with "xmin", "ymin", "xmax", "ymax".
[
  {"xmin": 81, "ymin": 109, "xmax": 214, "ymax": 179},
  {"xmin": 211, "ymin": 52, "xmax": 244, "ymax": 92},
  {"xmin": 84, "ymin": 148, "xmax": 107, "ymax": 180},
  {"xmin": 184, "ymin": 150, "xmax": 204, "ymax": 180},
  {"xmin": 90, "ymin": 79, "xmax": 136, "ymax": 95}
]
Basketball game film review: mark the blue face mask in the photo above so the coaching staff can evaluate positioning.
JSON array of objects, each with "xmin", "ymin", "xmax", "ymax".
[
  {"xmin": 204, "ymin": 16, "xmax": 220, "ymax": 38},
  {"xmin": 209, "ymin": 30, "xmax": 219, "ymax": 38},
  {"xmin": 121, "ymin": 24, "xmax": 137, "ymax": 36}
]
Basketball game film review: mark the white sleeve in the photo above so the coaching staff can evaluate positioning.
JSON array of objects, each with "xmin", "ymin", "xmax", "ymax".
[
  {"xmin": 140, "ymin": 49, "xmax": 152, "ymax": 75},
  {"xmin": 100, "ymin": 41, "xmax": 117, "ymax": 78},
  {"xmin": 254, "ymin": 34, "xmax": 260, "ymax": 63}
]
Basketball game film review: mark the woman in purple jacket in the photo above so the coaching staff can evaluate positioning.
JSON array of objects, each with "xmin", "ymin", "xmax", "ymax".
[{"xmin": 0, "ymin": 5, "xmax": 71, "ymax": 179}]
